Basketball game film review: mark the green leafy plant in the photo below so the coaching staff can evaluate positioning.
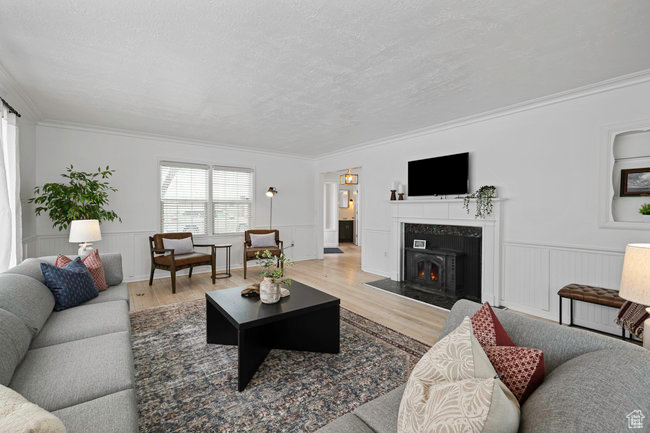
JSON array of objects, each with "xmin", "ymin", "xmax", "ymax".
[
  {"xmin": 29, "ymin": 165, "xmax": 122, "ymax": 231},
  {"xmin": 463, "ymin": 185, "xmax": 497, "ymax": 219},
  {"xmin": 256, "ymin": 249, "xmax": 294, "ymax": 286},
  {"xmin": 640, "ymin": 203, "xmax": 650, "ymax": 215}
]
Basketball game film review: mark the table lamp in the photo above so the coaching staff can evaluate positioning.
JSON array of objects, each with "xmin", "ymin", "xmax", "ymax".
[
  {"xmin": 69, "ymin": 219, "xmax": 102, "ymax": 256},
  {"xmin": 618, "ymin": 243, "xmax": 650, "ymax": 349}
]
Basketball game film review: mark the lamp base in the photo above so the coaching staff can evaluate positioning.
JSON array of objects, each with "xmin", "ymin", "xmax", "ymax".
[{"xmin": 77, "ymin": 243, "xmax": 94, "ymax": 257}]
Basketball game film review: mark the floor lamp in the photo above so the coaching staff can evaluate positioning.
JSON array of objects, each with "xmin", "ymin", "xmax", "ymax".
[{"xmin": 266, "ymin": 187, "xmax": 278, "ymax": 229}]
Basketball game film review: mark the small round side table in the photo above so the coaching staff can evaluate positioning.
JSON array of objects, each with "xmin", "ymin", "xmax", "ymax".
[{"xmin": 214, "ymin": 244, "xmax": 232, "ymax": 279}]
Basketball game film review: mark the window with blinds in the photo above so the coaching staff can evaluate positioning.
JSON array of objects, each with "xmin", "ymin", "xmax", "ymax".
[
  {"xmin": 159, "ymin": 162, "xmax": 254, "ymax": 235},
  {"xmin": 212, "ymin": 166, "xmax": 253, "ymax": 234},
  {"xmin": 160, "ymin": 162, "xmax": 209, "ymax": 235}
]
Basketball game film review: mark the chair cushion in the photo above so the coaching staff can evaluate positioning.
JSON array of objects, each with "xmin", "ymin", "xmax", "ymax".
[
  {"xmin": 0, "ymin": 273, "xmax": 55, "ymax": 335},
  {"xmin": 354, "ymin": 385, "xmax": 405, "ymax": 433},
  {"xmin": 83, "ymin": 282, "xmax": 129, "ymax": 305},
  {"xmin": 4, "ymin": 258, "xmax": 48, "ymax": 283},
  {"xmin": 10, "ymin": 331, "xmax": 135, "ymax": 411},
  {"xmin": 245, "ymin": 247, "xmax": 281, "ymax": 259},
  {"xmin": 397, "ymin": 317, "xmax": 519, "ymax": 433},
  {"xmin": 55, "ymin": 250, "xmax": 108, "ymax": 291},
  {"xmin": 52, "ymin": 389, "xmax": 138, "ymax": 433},
  {"xmin": 154, "ymin": 252, "xmax": 212, "ymax": 267},
  {"xmin": 520, "ymin": 349, "xmax": 650, "ymax": 433},
  {"xmin": 40, "ymin": 258, "xmax": 99, "ymax": 311},
  {"xmin": 162, "ymin": 237, "xmax": 194, "ymax": 255},
  {"xmin": 314, "ymin": 413, "xmax": 375, "ymax": 433},
  {"xmin": 483, "ymin": 346, "xmax": 545, "ymax": 402},
  {"xmin": 30, "ymin": 301, "xmax": 130, "ymax": 349},
  {"xmin": 0, "ymin": 384, "xmax": 66, "ymax": 433},
  {"xmin": 40, "ymin": 253, "xmax": 123, "ymax": 287},
  {"xmin": 0, "ymin": 308, "xmax": 32, "ymax": 386},
  {"xmin": 470, "ymin": 302, "xmax": 516, "ymax": 347},
  {"xmin": 250, "ymin": 232, "xmax": 277, "ymax": 247}
]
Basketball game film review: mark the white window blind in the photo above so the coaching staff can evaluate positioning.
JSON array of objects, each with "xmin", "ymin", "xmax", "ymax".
[
  {"xmin": 212, "ymin": 166, "xmax": 253, "ymax": 234},
  {"xmin": 160, "ymin": 162, "xmax": 209, "ymax": 235}
]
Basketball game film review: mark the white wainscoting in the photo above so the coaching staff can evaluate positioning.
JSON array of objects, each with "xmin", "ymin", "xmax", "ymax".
[
  {"xmin": 24, "ymin": 224, "xmax": 317, "ymax": 282},
  {"xmin": 360, "ymin": 227, "xmax": 391, "ymax": 278},
  {"xmin": 502, "ymin": 242, "xmax": 625, "ymax": 334}
]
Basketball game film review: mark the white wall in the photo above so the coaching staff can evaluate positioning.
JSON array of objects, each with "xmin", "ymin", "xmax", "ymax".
[
  {"xmin": 316, "ymin": 79, "xmax": 650, "ymax": 333},
  {"xmin": 28, "ymin": 124, "xmax": 317, "ymax": 281}
]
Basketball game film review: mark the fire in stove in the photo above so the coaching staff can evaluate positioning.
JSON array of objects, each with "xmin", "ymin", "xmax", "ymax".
[{"xmin": 418, "ymin": 266, "xmax": 440, "ymax": 281}]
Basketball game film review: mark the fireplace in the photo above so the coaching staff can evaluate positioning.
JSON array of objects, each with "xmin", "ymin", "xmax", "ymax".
[
  {"xmin": 402, "ymin": 223, "xmax": 482, "ymax": 303},
  {"xmin": 404, "ymin": 248, "xmax": 463, "ymax": 297}
]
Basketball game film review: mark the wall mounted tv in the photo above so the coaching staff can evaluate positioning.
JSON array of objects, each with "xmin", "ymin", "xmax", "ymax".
[{"xmin": 408, "ymin": 152, "xmax": 469, "ymax": 196}]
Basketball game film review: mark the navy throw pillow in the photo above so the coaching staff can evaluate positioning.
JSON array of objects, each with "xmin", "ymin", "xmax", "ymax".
[{"xmin": 41, "ymin": 257, "xmax": 99, "ymax": 311}]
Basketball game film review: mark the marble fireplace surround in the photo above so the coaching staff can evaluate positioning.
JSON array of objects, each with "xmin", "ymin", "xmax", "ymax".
[{"xmin": 388, "ymin": 198, "xmax": 503, "ymax": 306}]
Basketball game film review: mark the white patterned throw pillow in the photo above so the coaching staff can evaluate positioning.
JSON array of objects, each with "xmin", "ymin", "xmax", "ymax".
[
  {"xmin": 0, "ymin": 384, "xmax": 66, "ymax": 433},
  {"xmin": 397, "ymin": 317, "xmax": 520, "ymax": 433}
]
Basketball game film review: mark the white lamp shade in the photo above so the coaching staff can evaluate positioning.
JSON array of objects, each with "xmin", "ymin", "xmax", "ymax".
[
  {"xmin": 69, "ymin": 220, "xmax": 102, "ymax": 243},
  {"xmin": 618, "ymin": 243, "xmax": 650, "ymax": 305}
]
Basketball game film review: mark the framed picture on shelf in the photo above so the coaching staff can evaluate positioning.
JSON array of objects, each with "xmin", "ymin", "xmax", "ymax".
[
  {"xmin": 621, "ymin": 167, "xmax": 650, "ymax": 197},
  {"xmin": 413, "ymin": 239, "xmax": 426, "ymax": 249}
]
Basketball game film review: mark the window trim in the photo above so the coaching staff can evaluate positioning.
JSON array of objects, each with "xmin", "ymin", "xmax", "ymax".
[{"xmin": 158, "ymin": 159, "xmax": 256, "ymax": 236}]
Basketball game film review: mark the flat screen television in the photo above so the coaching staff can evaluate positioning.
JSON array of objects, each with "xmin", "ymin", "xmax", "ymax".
[{"xmin": 408, "ymin": 152, "xmax": 469, "ymax": 196}]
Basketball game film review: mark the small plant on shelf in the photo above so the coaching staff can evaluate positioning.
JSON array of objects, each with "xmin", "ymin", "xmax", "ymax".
[
  {"xmin": 640, "ymin": 203, "xmax": 650, "ymax": 222},
  {"xmin": 463, "ymin": 185, "xmax": 497, "ymax": 219}
]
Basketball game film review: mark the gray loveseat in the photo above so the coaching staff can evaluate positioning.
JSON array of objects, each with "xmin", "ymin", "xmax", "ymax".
[
  {"xmin": 0, "ymin": 253, "xmax": 138, "ymax": 433},
  {"xmin": 317, "ymin": 299, "xmax": 649, "ymax": 433}
]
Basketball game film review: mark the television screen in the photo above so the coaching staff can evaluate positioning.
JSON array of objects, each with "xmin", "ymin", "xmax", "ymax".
[{"xmin": 408, "ymin": 152, "xmax": 469, "ymax": 196}]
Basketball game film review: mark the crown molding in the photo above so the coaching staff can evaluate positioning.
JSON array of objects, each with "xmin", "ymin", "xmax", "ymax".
[
  {"xmin": 0, "ymin": 61, "xmax": 43, "ymax": 121},
  {"xmin": 315, "ymin": 68, "xmax": 650, "ymax": 160},
  {"xmin": 36, "ymin": 119, "xmax": 316, "ymax": 161}
]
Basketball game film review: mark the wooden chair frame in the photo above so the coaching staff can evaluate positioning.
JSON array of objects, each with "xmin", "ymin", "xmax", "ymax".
[{"xmin": 243, "ymin": 229, "xmax": 284, "ymax": 279}]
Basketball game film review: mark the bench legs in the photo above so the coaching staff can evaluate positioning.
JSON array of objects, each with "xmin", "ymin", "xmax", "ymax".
[{"xmin": 559, "ymin": 295, "xmax": 627, "ymax": 340}]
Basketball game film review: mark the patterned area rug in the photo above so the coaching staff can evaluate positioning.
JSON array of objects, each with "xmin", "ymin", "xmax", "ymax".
[{"xmin": 130, "ymin": 299, "xmax": 428, "ymax": 432}]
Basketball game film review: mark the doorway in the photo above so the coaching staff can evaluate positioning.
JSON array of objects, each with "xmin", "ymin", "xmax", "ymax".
[{"xmin": 321, "ymin": 167, "xmax": 362, "ymax": 262}]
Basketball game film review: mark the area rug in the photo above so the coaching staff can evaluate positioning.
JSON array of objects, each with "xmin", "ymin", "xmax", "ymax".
[
  {"xmin": 130, "ymin": 299, "xmax": 428, "ymax": 432},
  {"xmin": 323, "ymin": 247, "xmax": 344, "ymax": 254}
]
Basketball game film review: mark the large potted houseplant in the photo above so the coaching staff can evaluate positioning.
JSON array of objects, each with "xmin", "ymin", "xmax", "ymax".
[
  {"xmin": 256, "ymin": 249, "xmax": 294, "ymax": 304},
  {"xmin": 29, "ymin": 165, "xmax": 122, "ymax": 231},
  {"xmin": 640, "ymin": 203, "xmax": 650, "ymax": 222}
]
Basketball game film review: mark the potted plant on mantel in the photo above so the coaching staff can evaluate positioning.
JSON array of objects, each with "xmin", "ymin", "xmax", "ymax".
[
  {"xmin": 256, "ymin": 249, "xmax": 294, "ymax": 304},
  {"xmin": 29, "ymin": 165, "xmax": 122, "ymax": 231},
  {"xmin": 463, "ymin": 185, "xmax": 497, "ymax": 219},
  {"xmin": 640, "ymin": 203, "xmax": 650, "ymax": 222}
]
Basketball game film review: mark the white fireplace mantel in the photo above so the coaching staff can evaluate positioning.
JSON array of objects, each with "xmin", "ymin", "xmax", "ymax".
[{"xmin": 388, "ymin": 198, "xmax": 504, "ymax": 306}]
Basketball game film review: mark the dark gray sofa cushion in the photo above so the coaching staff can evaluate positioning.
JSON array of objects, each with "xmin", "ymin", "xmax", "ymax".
[
  {"xmin": 30, "ymin": 301, "xmax": 130, "ymax": 349},
  {"xmin": 520, "ymin": 349, "xmax": 650, "ymax": 433},
  {"xmin": 440, "ymin": 299, "xmax": 642, "ymax": 373},
  {"xmin": 354, "ymin": 384, "xmax": 405, "ymax": 433},
  {"xmin": 0, "ymin": 273, "xmax": 54, "ymax": 335},
  {"xmin": 52, "ymin": 389, "xmax": 138, "ymax": 433},
  {"xmin": 315, "ymin": 413, "xmax": 375, "ymax": 433},
  {"xmin": 4, "ymin": 257, "xmax": 48, "ymax": 283},
  {"xmin": 40, "ymin": 252, "xmax": 123, "ymax": 286},
  {"xmin": 0, "ymin": 308, "xmax": 32, "ymax": 386},
  {"xmin": 10, "ymin": 331, "xmax": 135, "ymax": 411},
  {"xmin": 83, "ymin": 282, "xmax": 129, "ymax": 305}
]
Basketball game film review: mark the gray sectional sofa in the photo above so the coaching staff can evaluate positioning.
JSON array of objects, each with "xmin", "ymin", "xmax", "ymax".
[
  {"xmin": 0, "ymin": 253, "xmax": 138, "ymax": 433},
  {"xmin": 317, "ymin": 299, "xmax": 650, "ymax": 433}
]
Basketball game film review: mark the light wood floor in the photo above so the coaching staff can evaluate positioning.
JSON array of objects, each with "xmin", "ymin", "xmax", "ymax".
[{"xmin": 128, "ymin": 243, "xmax": 447, "ymax": 345}]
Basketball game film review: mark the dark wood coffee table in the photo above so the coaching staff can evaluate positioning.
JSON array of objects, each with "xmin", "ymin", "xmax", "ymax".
[{"xmin": 205, "ymin": 281, "xmax": 340, "ymax": 391}]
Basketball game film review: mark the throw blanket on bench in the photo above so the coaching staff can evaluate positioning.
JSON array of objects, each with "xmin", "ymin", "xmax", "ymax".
[{"xmin": 616, "ymin": 301, "xmax": 649, "ymax": 338}]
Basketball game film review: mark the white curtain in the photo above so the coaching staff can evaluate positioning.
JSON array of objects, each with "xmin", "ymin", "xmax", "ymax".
[{"xmin": 0, "ymin": 101, "xmax": 22, "ymax": 271}]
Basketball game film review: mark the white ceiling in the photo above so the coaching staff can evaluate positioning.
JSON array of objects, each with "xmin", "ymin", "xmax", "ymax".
[{"xmin": 1, "ymin": 0, "xmax": 650, "ymax": 156}]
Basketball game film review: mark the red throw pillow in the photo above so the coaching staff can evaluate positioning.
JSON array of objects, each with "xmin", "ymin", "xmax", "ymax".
[
  {"xmin": 55, "ymin": 249, "xmax": 109, "ymax": 291},
  {"xmin": 483, "ymin": 346, "xmax": 545, "ymax": 402},
  {"xmin": 470, "ymin": 302, "xmax": 516, "ymax": 347}
]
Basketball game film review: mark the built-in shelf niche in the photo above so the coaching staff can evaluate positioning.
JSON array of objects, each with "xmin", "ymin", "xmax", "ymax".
[{"xmin": 600, "ymin": 121, "xmax": 650, "ymax": 229}]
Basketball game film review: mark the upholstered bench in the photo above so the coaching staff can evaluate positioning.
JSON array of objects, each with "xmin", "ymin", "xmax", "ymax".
[{"xmin": 557, "ymin": 283, "xmax": 625, "ymax": 338}]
